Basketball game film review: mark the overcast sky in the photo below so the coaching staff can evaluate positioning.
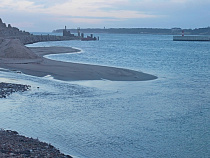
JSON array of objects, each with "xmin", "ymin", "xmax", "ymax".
[{"xmin": 0, "ymin": 0, "xmax": 210, "ymax": 32}]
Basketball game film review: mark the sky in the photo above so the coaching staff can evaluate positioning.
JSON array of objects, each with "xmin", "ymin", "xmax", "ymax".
[{"xmin": 0, "ymin": 0, "xmax": 210, "ymax": 32}]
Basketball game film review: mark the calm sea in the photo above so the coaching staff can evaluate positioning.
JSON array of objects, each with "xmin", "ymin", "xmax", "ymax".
[{"xmin": 0, "ymin": 34, "xmax": 209, "ymax": 158}]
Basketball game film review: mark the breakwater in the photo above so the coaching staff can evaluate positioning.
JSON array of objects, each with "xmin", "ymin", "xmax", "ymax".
[
  {"xmin": 7, "ymin": 35, "xmax": 81, "ymax": 45},
  {"xmin": 173, "ymin": 36, "xmax": 210, "ymax": 41}
]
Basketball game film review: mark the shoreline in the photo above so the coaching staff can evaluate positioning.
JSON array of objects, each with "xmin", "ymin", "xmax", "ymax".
[
  {"xmin": 0, "ymin": 82, "xmax": 73, "ymax": 157},
  {"xmin": 0, "ymin": 41, "xmax": 156, "ymax": 157},
  {"xmin": 0, "ymin": 129, "xmax": 72, "ymax": 158},
  {"xmin": 0, "ymin": 46, "xmax": 157, "ymax": 81}
]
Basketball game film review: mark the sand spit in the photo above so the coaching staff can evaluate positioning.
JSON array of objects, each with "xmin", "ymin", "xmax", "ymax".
[
  {"xmin": 0, "ymin": 43, "xmax": 157, "ymax": 81},
  {"xmin": 0, "ymin": 129, "xmax": 72, "ymax": 158}
]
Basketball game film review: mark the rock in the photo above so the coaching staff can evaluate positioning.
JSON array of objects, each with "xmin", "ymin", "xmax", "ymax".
[
  {"xmin": 0, "ymin": 82, "xmax": 31, "ymax": 98},
  {"xmin": 0, "ymin": 129, "xmax": 73, "ymax": 158}
]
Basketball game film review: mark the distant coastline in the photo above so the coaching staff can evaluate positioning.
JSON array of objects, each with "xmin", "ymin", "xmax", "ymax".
[{"xmin": 53, "ymin": 27, "xmax": 210, "ymax": 35}]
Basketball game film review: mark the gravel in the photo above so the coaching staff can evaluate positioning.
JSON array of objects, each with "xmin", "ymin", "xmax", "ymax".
[
  {"xmin": 0, "ymin": 129, "xmax": 72, "ymax": 158},
  {"xmin": 0, "ymin": 82, "xmax": 31, "ymax": 98}
]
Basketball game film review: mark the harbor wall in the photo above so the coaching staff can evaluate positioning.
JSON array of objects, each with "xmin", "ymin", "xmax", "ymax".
[
  {"xmin": 173, "ymin": 36, "xmax": 210, "ymax": 41},
  {"xmin": 1, "ymin": 35, "xmax": 80, "ymax": 45}
]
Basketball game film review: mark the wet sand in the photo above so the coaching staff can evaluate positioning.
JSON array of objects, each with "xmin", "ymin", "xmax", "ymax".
[{"xmin": 0, "ymin": 46, "xmax": 157, "ymax": 81}]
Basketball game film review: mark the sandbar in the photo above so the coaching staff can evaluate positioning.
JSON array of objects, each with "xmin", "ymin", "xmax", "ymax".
[{"xmin": 0, "ymin": 46, "xmax": 157, "ymax": 81}]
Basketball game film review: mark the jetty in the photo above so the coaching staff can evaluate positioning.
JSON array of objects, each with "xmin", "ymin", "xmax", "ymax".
[
  {"xmin": 173, "ymin": 30, "xmax": 210, "ymax": 41},
  {"xmin": 173, "ymin": 35, "xmax": 210, "ymax": 41},
  {"xmin": 63, "ymin": 26, "xmax": 99, "ymax": 41}
]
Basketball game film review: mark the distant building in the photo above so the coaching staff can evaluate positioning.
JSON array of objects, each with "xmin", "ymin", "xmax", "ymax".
[
  {"xmin": 63, "ymin": 26, "xmax": 75, "ymax": 37},
  {"xmin": 77, "ymin": 27, "xmax": 80, "ymax": 37},
  {"xmin": 62, "ymin": 25, "xmax": 99, "ymax": 41}
]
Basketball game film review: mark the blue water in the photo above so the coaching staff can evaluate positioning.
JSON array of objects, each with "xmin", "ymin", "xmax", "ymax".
[{"xmin": 0, "ymin": 34, "xmax": 210, "ymax": 158}]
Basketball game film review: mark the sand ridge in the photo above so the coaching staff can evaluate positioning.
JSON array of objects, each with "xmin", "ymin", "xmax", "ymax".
[{"xmin": 0, "ymin": 38, "xmax": 39, "ymax": 59}]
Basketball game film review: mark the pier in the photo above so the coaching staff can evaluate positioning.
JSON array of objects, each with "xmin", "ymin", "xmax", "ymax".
[
  {"xmin": 173, "ymin": 36, "xmax": 210, "ymax": 41},
  {"xmin": 63, "ymin": 26, "xmax": 99, "ymax": 41}
]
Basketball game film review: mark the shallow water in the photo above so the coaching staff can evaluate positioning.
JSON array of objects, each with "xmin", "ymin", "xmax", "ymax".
[{"xmin": 0, "ymin": 34, "xmax": 210, "ymax": 158}]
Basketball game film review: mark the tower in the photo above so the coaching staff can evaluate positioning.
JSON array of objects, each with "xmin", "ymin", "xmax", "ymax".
[{"xmin": 77, "ymin": 27, "xmax": 80, "ymax": 37}]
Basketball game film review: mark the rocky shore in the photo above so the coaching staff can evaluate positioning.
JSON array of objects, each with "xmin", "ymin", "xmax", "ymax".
[
  {"xmin": 0, "ymin": 84, "xmax": 74, "ymax": 157},
  {"xmin": 0, "ymin": 82, "xmax": 31, "ymax": 98},
  {"xmin": 0, "ymin": 129, "xmax": 72, "ymax": 158}
]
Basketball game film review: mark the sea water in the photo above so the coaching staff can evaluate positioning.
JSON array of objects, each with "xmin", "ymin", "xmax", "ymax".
[{"xmin": 0, "ymin": 34, "xmax": 209, "ymax": 158}]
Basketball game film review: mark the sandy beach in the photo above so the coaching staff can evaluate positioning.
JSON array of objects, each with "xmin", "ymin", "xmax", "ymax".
[{"xmin": 0, "ymin": 46, "xmax": 157, "ymax": 81}]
